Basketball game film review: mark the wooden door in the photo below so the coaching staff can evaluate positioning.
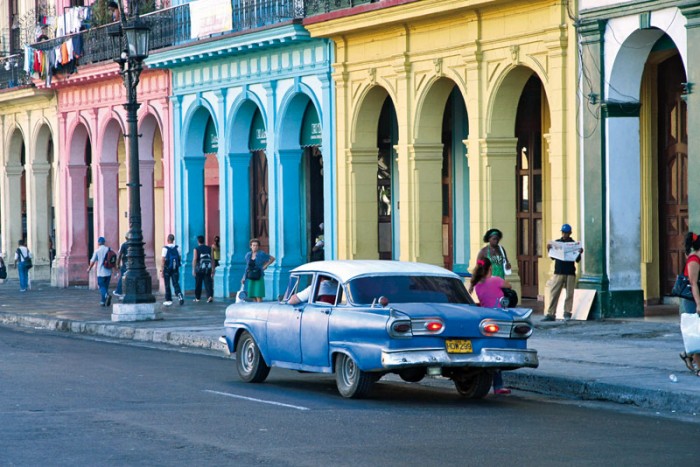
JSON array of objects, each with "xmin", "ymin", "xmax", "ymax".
[
  {"xmin": 658, "ymin": 54, "xmax": 688, "ymax": 295},
  {"xmin": 442, "ymin": 119, "xmax": 453, "ymax": 271},
  {"xmin": 515, "ymin": 76, "xmax": 543, "ymax": 298},
  {"xmin": 251, "ymin": 150, "xmax": 269, "ymax": 253}
]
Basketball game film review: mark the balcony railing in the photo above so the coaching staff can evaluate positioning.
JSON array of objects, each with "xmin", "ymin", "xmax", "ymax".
[
  {"xmin": 2, "ymin": 0, "xmax": 369, "ymax": 90},
  {"xmin": 0, "ymin": 54, "xmax": 30, "ymax": 90}
]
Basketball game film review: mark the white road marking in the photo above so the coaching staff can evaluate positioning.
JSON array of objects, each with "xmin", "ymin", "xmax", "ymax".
[{"xmin": 204, "ymin": 390, "xmax": 310, "ymax": 411}]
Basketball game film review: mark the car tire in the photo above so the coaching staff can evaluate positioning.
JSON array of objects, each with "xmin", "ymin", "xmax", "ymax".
[
  {"xmin": 335, "ymin": 353, "xmax": 374, "ymax": 398},
  {"xmin": 453, "ymin": 371, "xmax": 492, "ymax": 399},
  {"xmin": 236, "ymin": 331, "xmax": 270, "ymax": 383}
]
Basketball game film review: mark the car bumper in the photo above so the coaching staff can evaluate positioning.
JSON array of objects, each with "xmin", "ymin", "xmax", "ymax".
[{"xmin": 381, "ymin": 347, "xmax": 539, "ymax": 369}]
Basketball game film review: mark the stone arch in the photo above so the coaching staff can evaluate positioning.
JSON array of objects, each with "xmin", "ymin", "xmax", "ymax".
[
  {"xmin": 227, "ymin": 93, "xmax": 266, "ymax": 155},
  {"xmin": 351, "ymin": 85, "xmax": 393, "ymax": 148},
  {"xmin": 277, "ymin": 84, "xmax": 318, "ymax": 151},
  {"xmin": 487, "ymin": 65, "xmax": 548, "ymax": 138},
  {"xmin": 413, "ymin": 77, "xmax": 466, "ymax": 145}
]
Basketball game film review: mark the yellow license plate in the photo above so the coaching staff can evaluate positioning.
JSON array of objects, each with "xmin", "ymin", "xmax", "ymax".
[{"xmin": 445, "ymin": 339, "xmax": 472, "ymax": 354}]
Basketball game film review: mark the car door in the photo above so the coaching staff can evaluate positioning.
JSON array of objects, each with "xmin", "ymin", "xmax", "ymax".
[
  {"xmin": 300, "ymin": 276, "xmax": 339, "ymax": 369},
  {"xmin": 266, "ymin": 274, "xmax": 313, "ymax": 365}
]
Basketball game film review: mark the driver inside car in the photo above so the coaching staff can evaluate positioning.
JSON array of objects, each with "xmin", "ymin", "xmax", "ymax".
[{"xmin": 289, "ymin": 277, "xmax": 338, "ymax": 305}]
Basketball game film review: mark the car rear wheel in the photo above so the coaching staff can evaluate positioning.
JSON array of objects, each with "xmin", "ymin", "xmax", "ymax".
[
  {"xmin": 335, "ymin": 353, "xmax": 374, "ymax": 398},
  {"xmin": 453, "ymin": 371, "xmax": 492, "ymax": 399},
  {"xmin": 236, "ymin": 331, "xmax": 270, "ymax": 383}
]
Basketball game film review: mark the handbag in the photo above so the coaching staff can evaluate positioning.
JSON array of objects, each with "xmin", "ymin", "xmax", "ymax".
[
  {"xmin": 501, "ymin": 288, "xmax": 518, "ymax": 308},
  {"xmin": 499, "ymin": 245, "xmax": 512, "ymax": 275},
  {"xmin": 671, "ymin": 274, "xmax": 694, "ymax": 301},
  {"xmin": 680, "ymin": 312, "xmax": 700, "ymax": 354}
]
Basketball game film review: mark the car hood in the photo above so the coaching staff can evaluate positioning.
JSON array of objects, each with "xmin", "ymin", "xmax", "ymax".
[{"xmin": 387, "ymin": 303, "xmax": 533, "ymax": 321}]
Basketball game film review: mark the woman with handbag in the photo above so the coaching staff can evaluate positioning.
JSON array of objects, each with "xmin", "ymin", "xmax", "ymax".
[
  {"xmin": 679, "ymin": 231, "xmax": 700, "ymax": 376},
  {"xmin": 476, "ymin": 228, "xmax": 512, "ymax": 278},
  {"xmin": 241, "ymin": 238, "xmax": 275, "ymax": 302},
  {"xmin": 469, "ymin": 257, "xmax": 513, "ymax": 395}
]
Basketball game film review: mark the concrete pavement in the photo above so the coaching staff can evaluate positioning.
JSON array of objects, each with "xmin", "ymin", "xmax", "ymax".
[{"xmin": 1, "ymin": 280, "xmax": 698, "ymax": 416}]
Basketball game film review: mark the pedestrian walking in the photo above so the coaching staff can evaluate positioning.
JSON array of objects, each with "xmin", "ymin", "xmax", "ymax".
[
  {"xmin": 241, "ymin": 238, "xmax": 275, "ymax": 302},
  {"xmin": 469, "ymin": 257, "xmax": 513, "ymax": 395},
  {"xmin": 476, "ymin": 228, "xmax": 512, "ymax": 277},
  {"xmin": 162, "ymin": 234, "xmax": 184, "ymax": 306},
  {"xmin": 679, "ymin": 231, "xmax": 700, "ymax": 376},
  {"xmin": 113, "ymin": 235, "xmax": 128, "ymax": 299},
  {"xmin": 543, "ymin": 224, "xmax": 583, "ymax": 321},
  {"xmin": 212, "ymin": 235, "xmax": 220, "ymax": 268},
  {"xmin": 14, "ymin": 239, "xmax": 32, "ymax": 292},
  {"xmin": 192, "ymin": 235, "xmax": 214, "ymax": 303},
  {"xmin": 87, "ymin": 237, "xmax": 115, "ymax": 307}
]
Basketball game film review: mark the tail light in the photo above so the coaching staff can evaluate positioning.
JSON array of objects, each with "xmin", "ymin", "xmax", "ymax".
[
  {"xmin": 511, "ymin": 322, "xmax": 534, "ymax": 338},
  {"xmin": 411, "ymin": 318, "xmax": 445, "ymax": 335},
  {"xmin": 388, "ymin": 319, "xmax": 412, "ymax": 338},
  {"xmin": 482, "ymin": 323, "xmax": 500, "ymax": 335},
  {"xmin": 479, "ymin": 320, "xmax": 510, "ymax": 337}
]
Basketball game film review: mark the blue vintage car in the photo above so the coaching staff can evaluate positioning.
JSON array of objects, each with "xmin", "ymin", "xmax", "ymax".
[{"xmin": 222, "ymin": 260, "xmax": 538, "ymax": 399}]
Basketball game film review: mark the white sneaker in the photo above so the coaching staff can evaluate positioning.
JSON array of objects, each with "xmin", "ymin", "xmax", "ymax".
[{"xmin": 163, "ymin": 301, "xmax": 173, "ymax": 306}]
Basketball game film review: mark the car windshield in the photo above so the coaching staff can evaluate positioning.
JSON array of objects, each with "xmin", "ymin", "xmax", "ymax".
[{"xmin": 347, "ymin": 275, "xmax": 475, "ymax": 305}]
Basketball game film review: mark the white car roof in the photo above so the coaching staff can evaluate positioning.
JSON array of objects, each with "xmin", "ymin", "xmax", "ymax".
[{"xmin": 291, "ymin": 260, "xmax": 459, "ymax": 284}]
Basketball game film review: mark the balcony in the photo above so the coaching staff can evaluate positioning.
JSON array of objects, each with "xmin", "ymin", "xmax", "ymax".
[
  {"xmin": 2, "ymin": 0, "xmax": 305, "ymax": 90},
  {"xmin": 0, "ymin": 54, "xmax": 31, "ymax": 91}
]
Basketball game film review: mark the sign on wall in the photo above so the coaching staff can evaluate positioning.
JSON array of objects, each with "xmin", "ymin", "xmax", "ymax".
[{"xmin": 190, "ymin": 0, "xmax": 234, "ymax": 39}]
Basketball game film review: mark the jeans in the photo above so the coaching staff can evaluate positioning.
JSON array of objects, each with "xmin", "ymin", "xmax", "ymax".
[
  {"xmin": 493, "ymin": 370, "xmax": 504, "ymax": 389},
  {"xmin": 114, "ymin": 265, "xmax": 127, "ymax": 295},
  {"xmin": 194, "ymin": 272, "xmax": 213, "ymax": 300},
  {"xmin": 18, "ymin": 263, "xmax": 29, "ymax": 290},
  {"xmin": 164, "ymin": 270, "xmax": 182, "ymax": 302},
  {"xmin": 97, "ymin": 275, "xmax": 111, "ymax": 304}
]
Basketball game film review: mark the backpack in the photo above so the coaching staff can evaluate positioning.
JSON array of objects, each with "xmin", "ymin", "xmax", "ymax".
[
  {"xmin": 165, "ymin": 245, "xmax": 181, "ymax": 271},
  {"xmin": 246, "ymin": 258, "xmax": 262, "ymax": 280},
  {"xmin": 103, "ymin": 248, "xmax": 117, "ymax": 269},
  {"xmin": 197, "ymin": 251, "xmax": 212, "ymax": 274}
]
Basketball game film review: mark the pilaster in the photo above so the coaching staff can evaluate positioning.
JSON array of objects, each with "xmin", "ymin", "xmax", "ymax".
[{"xmin": 343, "ymin": 148, "xmax": 379, "ymax": 259}]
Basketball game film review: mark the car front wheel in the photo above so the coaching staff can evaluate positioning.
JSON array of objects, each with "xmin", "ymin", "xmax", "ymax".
[
  {"xmin": 453, "ymin": 371, "xmax": 492, "ymax": 399},
  {"xmin": 335, "ymin": 353, "xmax": 374, "ymax": 398},
  {"xmin": 236, "ymin": 331, "xmax": 270, "ymax": 383}
]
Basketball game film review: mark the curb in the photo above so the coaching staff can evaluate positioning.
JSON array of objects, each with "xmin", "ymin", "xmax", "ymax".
[
  {"xmin": 2, "ymin": 311, "xmax": 695, "ymax": 416},
  {"xmin": 0, "ymin": 312, "xmax": 227, "ymax": 353}
]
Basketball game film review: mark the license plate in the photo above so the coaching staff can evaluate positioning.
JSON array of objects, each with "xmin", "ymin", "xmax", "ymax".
[{"xmin": 445, "ymin": 339, "xmax": 472, "ymax": 354}]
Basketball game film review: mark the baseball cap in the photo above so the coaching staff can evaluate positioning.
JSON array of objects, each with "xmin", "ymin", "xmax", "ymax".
[
  {"xmin": 561, "ymin": 224, "xmax": 572, "ymax": 233},
  {"xmin": 98, "ymin": 236, "xmax": 106, "ymax": 244}
]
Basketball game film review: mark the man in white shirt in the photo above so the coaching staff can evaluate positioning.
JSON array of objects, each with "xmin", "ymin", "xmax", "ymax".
[{"xmin": 87, "ymin": 237, "xmax": 113, "ymax": 307}]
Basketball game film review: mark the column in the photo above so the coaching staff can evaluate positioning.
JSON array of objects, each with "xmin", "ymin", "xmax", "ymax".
[
  {"xmin": 344, "ymin": 148, "xmax": 379, "ymax": 259},
  {"xmin": 403, "ymin": 144, "xmax": 443, "ymax": 265},
  {"xmin": 139, "ymin": 159, "xmax": 157, "ymax": 284}
]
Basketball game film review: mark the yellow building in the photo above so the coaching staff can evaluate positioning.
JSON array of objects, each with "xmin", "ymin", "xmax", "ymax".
[{"xmin": 306, "ymin": 0, "xmax": 579, "ymax": 299}]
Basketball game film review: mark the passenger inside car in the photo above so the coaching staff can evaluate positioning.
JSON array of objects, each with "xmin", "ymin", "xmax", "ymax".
[{"xmin": 288, "ymin": 276, "xmax": 338, "ymax": 305}]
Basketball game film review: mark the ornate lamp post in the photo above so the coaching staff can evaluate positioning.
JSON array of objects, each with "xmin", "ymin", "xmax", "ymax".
[{"xmin": 110, "ymin": 2, "xmax": 159, "ymax": 321}]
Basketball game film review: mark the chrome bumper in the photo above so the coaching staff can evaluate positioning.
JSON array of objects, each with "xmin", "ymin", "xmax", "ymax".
[{"xmin": 381, "ymin": 347, "xmax": 539, "ymax": 369}]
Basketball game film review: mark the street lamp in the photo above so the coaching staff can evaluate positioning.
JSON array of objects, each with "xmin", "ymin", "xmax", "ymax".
[{"xmin": 109, "ymin": 2, "xmax": 158, "ymax": 320}]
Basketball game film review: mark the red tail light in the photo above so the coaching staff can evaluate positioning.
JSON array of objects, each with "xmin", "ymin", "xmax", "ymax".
[
  {"xmin": 392, "ymin": 322, "xmax": 411, "ymax": 333},
  {"xmin": 483, "ymin": 323, "xmax": 500, "ymax": 334},
  {"xmin": 426, "ymin": 321, "xmax": 443, "ymax": 332}
]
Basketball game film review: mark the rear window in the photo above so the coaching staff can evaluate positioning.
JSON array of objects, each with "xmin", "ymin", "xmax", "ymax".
[{"xmin": 347, "ymin": 275, "xmax": 474, "ymax": 305}]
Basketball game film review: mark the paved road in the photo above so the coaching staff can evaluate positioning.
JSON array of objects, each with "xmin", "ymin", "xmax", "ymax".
[{"xmin": 2, "ymin": 326, "xmax": 699, "ymax": 467}]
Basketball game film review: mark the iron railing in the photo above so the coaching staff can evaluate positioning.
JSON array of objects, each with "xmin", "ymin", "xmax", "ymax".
[
  {"xmin": 0, "ymin": 53, "xmax": 30, "ymax": 90},
  {"xmin": 2, "ymin": 0, "xmax": 375, "ymax": 90}
]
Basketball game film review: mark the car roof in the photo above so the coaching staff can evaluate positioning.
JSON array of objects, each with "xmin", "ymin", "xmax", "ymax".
[{"xmin": 291, "ymin": 260, "xmax": 459, "ymax": 283}]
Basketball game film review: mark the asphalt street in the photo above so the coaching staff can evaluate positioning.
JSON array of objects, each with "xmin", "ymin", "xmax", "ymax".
[{"xmin": 2, "ymin": 326, "xmax": 699, "ymax": 467}]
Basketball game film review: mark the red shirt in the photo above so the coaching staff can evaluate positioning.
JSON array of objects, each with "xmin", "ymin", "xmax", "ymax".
[{"xmin": 684, "ymin": 254, "xmax": 700, "ymax": 276}]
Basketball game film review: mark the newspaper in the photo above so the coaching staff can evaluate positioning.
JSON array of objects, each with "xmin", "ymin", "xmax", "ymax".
[{"xmin": 548, "ymin": 241, "xmax": 581, "ymax": 262}]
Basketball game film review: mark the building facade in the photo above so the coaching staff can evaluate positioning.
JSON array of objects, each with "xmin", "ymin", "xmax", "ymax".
[
  {"xmin": 578, "ymin": 0, "xmax": 700, "ymax": 317},
  {"xmin": 306, "ymin": 0, "xmax": 579, "ymax": 300},
  {"xmin": 148, "ymin": 22, "xmax": 335, "ymax": 299}
]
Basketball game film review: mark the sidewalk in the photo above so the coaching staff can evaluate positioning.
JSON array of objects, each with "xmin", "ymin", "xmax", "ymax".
[{"xmin": 1, "ymin": 281, "xmax": 698, "ymax": 415}]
